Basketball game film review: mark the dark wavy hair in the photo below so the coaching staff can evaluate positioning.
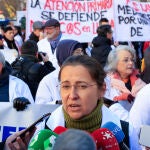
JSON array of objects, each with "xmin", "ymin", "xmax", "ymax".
[{"xmin": 58, "ymin": 55, "xmax": 106, "ymax": 88}]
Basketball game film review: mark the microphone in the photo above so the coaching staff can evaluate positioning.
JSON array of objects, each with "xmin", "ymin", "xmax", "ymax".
[
  {"xmin": 28, "ymin": 129, "xmax": 58, "ymax": 150},
  {"xmin": 53, "ymin": 126, "xmax": 68, "ymax": 134},
  {"xmin": 91, "ymin": 128, "xmax": 120, "ymax": 150},
  {"xmin": 102, "ymin": 122, "xmax": 129, "ymax": 150}
]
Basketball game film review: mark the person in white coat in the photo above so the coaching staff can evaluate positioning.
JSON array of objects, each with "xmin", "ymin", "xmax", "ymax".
[
  {"xmin": 5, "ymin": 55, "xmax": 141, "ymax": 150},
  {"xmin": 0, "ymin": 51, "xmax": 34, "ymax": 104},
  {"xmin": 35, "ymin": 39, "xmax": 84, "ymax": 104},
  {"xmin": 37, "ymin": 18, "xmax": 66, "ymax": 69},
  {"xmin": 129, "ymin": 83, "xmax": 150, "ymax": 135}
]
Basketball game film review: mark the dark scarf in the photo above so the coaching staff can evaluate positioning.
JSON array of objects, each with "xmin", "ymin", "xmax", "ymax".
[
  {"xmin": 3, "ymin": 36, "xmax": 18, "ymax": 51},
  {"xmin": 63, "ymin": 100, "xmax": 103, "ymax": 133}
]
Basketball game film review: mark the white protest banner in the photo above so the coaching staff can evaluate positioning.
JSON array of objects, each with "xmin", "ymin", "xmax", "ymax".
[
  {"xmin": 114, "ymin": 0, "xmax": 150, "ymax": 41},
  {"xmin": 0, "ymin": 102, "xmax": 59, "ymax": 142},
  {"xmin": 26, "ymin": 0, "xmax": 114, "ymax": 42}
]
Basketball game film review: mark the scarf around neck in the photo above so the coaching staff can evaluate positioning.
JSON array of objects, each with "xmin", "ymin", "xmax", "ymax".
[{"xmin": 63, "ymin": 100, "xmax": 103, "ymax": 133}]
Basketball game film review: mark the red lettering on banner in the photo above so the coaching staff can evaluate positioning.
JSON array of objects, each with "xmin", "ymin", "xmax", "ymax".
[
  {"xmin": 82, "ymin": 26, "xmax": 90, "ymax": 33},
  {"xmin": 92, "ymin": 22, "xmax": 99, "ymax": 34},
  {"xmin": 43, "ymin": 0, "xmax": 112, "ymax": 12},
  {"xmin": 140, "ymin": 3, "xmax": 150, "ymax": 12},
  {"xmin": 127, "ymin": 1, "xmax": 150, "ymax": 13},
  {"xmin": 44, "ymin": 0, "xmax": 53, "ymax": 9},
  {"xmin": 30, "ymin": 20, "xmax": 34, "ymax": 32},
  {"xmin": 132, "ymin": 2, "xmax": 140, "ymax": 12},
  {"xmin": 110, "ymin": 19, "xmax": 114, "ymax": 28}
]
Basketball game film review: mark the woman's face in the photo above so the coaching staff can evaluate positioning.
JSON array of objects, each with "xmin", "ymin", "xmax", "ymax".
[
  {"xmin": 60, "ymin": 65, "xmax": 105, "ymax": 120},
  {"xmin": 117, "ymin": 50, "xmax": 134, "ymax": 79}
]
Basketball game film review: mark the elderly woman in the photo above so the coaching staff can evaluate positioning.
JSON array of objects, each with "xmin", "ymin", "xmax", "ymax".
[
  {"xmin": 104, "ymin": 45, "xmax": 146, "ymax": 111},
  {"xmin": 3, "ymin": 55, "xmax": 141, "ymax": 150}
]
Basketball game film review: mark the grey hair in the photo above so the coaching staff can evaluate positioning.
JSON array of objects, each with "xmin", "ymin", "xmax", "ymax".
[
  {"xmin": 53, "ymin": 129, "xmax": 96, "ymax": 150},
  {"xmin": 104, "ymin": 45, "xmax": 136, "ymax": 72},
  {"xmin": 0, "ymin": 51, "xmax": 5, "ymax": 67}
]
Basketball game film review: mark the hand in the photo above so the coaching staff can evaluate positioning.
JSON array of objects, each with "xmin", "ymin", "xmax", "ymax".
[
  {"xmin": 127, "ymin": 94, "xmax": 134, "ymax": 103},
  {"xmin": 4, "ymin": 128, "xmax": 36, "ymax": 150},
  {"xmin": 13, "ymin": 97, "xmax": 31, "ymax": 111},
  {"xmin": 41, "ymin": 53, "xmax": 49, "ymax": 62}
]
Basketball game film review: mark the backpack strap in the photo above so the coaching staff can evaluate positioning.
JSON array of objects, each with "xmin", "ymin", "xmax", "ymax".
[{"xmin": 120, "ymin": 120, "xmax": 129, "ymax": 147}]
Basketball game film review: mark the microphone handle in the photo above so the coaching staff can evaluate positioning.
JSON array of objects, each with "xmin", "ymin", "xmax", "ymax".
[{"xmin": 119, "ymin": 142, "xmax": 129, "ymax": 150}]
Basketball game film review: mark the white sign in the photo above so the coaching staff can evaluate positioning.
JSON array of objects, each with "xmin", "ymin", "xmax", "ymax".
[
  {"xmin": 0, "ymin": 103, "xmax": 59, "ymax": 142},
  {"xmin": 114, "ymin": 0, "xmax": 150, "ymax": 41},
  {"xmin": 26, "ymin": 0, "xmax": 114, "ymax": 42}
]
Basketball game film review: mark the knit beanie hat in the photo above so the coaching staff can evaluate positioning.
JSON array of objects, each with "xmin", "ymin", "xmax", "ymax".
[
  {"xmin": 56, "ymin": 39, "xmax": 82, "ymax": 66},
  {"xmin": 21, "ymin": 40, "xmax": 38, "ymax": 55}
]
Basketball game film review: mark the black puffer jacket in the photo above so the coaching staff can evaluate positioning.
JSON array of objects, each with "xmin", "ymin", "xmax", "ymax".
[
  {"xmin": 11, "ymin": 55, "xmax": 55, "ymax": 99},
  {"xmin": 91, "ymin": 36, "xmax": 112, "ymax": 68}
]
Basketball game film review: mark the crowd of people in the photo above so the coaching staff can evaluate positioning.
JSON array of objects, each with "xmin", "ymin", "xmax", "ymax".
[{"xmin": 0, "ymin": 17, "xmax": 150, "ymax": 149}]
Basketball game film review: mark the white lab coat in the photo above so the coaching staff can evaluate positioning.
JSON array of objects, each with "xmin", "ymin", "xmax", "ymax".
[
  {"xmin": 35, "ymin": 68, "xmax": 60, "ymax": 104},
  {"xmin": 36, "ymin": 105, "xmax": 141, "ymax": 150},
  {"xmin": 9, "ymin": 75, "xmax": 34, "ymax": 103},
  {"xmin": 37, "ymin": 35, "xmax": 66, "ymax": 69}
]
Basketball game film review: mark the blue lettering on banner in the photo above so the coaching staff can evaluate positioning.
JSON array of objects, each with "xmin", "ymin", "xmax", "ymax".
[{"xmin": 0, "ymin": 126, "xmax": 26, "ymax": 141}]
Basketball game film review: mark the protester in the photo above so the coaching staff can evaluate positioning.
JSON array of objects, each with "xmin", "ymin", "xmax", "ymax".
[
  {"xmin": 35, "ymin": 39, "xmax": 84, "ymax": 104},
  {"xmin": 140, "ymin": 47, "xmax": 150, "ymax": 83},
  {"xmin": 37, "ymin": 18, "xmax": 66, "ymax": 69},
  {"xmin": 99, "ymin": 17, "xmax": 109, "ymax": 26},
  {"xmin": 91, "ymin": 24, "xmax": 112, "ymax": 68},
  {"xmin": 104, "ymin": 45, "xmax": 146, "ymax": 112},
  {"xmin": 14, "ymin": 25, "xmax": 23, "ymax": 52},
  {"xmin": 129, "ymin": 83, "xmax": 150, "ymax": 137},
  {"xmin": 129, "ymin": 47, "xmax": 150, "ymax": 136},
  {"xmin": 11, "ymin": 40, "xmax": 55, "ymax": 99},
  {"xmin": 29, "ymin": 21, "xmax": 44, "ymax": 43},
  {"xmin": 53, "ymin": 129, "xmax": 96, "ymax": 150},
  {"xmin": 0, "ymin": 51, "xmax": 34, "ymax": 103},
  {"xmin": 4, "ymin": 55, "xmax": 141, "ymax": 150},
  {"xmin": 3, "ymin": 26, "xmax": 18, "ymax": 51}
]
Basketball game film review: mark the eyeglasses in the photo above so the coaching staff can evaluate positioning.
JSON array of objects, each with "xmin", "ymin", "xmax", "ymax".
[{"xmin": 57, "ymin": 82, "xmax": 97, "ymax": 91}]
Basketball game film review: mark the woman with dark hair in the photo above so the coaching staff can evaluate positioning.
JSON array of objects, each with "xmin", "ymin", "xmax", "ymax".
[
  {"xmin": 91, "ymin": 24, "xmax": 113, "ymax": 67},
  {"xmin": 4, "ymin": 55, "xmax": 141, "ymax": 150}
]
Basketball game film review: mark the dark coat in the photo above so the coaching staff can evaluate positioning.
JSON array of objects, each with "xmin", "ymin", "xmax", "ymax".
[
  {"xmin": 11, "ymin": 55, "xmax": 55, "ymax": 99},
  {"xmin": 91, "ymin": 36, "xmax": 112, "ymax": 68},
  {"xmin": 29, "ymin": 32, "xmax": 39, "ymax": 43}
]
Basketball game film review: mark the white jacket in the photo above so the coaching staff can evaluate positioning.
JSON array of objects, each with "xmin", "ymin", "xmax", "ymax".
[
  {"xmin": 9, "ymin": 75, "xmax": 34, "ymax": 103},
  {"xmin": 37, "ymin": 35, "xmax": 66, "ymax": 69},
  {"xmin": 129, "ymin": 83, "xmax": 150, "ymax": 135},
  {"xmin": 35, "ymin": 68, "xmax": 60, "ymax": 104},
  {"xmin": 36, "ymin": 105, "xmax": 141, "ymax": 150}
]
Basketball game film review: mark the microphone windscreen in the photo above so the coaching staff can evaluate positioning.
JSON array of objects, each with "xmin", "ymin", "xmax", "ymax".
[
  {"xmin": 102, "ymin": 122, "xmax": 125, "ymax": 143},
  {"xmin": 28, "ymin": 129, "xmax": 58, "ymax": 150},
  {"xmin": 91, "ymin": 128, "xmax": 120, "ymax": 150},
  {"xmin": 53, "ymin": 126, "xmax": 67, "ymax": 134}
]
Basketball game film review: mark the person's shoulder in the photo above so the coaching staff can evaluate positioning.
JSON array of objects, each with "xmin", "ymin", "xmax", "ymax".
[
  {"xmin": 37, "ymin": 38, "xmax": 48, "ymax": 45},
  {"xmin": 9, "ymin": 75, "xmax": 27, "ymax": 85}
]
